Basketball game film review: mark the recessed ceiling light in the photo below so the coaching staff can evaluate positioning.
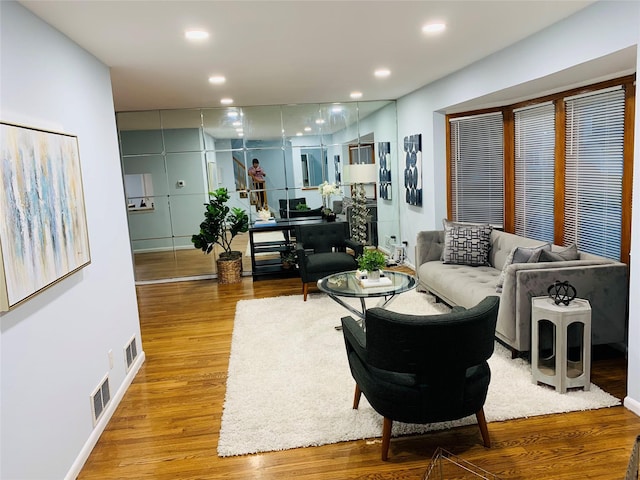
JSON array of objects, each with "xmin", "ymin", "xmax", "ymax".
[
  {"xmin": 422, "ymin": 22, "xmax": 446, "ymax": 34},
  {"xmin": 296, "ymin": 132, "xmax": 303, "ymax": 136},
  {"xmin": 227, "ymin": 111, "xmax": 239, "ymax": 118},
  {"xmin": 315, "ymin": 119, "xmax": 325, "ymax": 125},
  {"xmin": 185, "ymin": 30, "xmax": 209, "ymax": 41},
  {"xmin": 332, "ymin": 106, "xmax": 343, "ymax": 113},
  {"xmin": 220, "ymin": 98, "xmax": 234, "ymax": 105},
  {"xmin": 374, "ymin": 69, "xmax": 391, "ymax": 78},
  {"xmin": 304, "ymin": 127, "xmax": 312, "ymax": 132},
  {"xmin": 350, "ymin": 91, "xmax": 363, "ymax": 99},
  {"xmin": 208, "ymin": 75, "xmax": 226, "ymax": 85},
  {"xmin": 232, "ymin": 121, "xmax": 242, "ymax": 127}
]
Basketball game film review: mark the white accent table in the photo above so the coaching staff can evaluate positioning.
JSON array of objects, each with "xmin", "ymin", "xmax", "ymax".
[{"xmin": 531, "ymin": 296, "xmax": 592, "ymax": 393}]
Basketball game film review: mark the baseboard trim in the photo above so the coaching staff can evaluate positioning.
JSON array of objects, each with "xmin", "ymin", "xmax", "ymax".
[
  {"xmin": 624, "ymin": 395, "xmax": 640, "ymax": 417},
  {"xmin": 64, "ymin": 351, "xmax": 146, "ymax": 480}
]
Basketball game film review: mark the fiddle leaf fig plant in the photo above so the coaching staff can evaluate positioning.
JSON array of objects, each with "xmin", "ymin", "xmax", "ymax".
[{"xmin": 192, "ymin": 187, "xmax": 249, "ymax": 259}]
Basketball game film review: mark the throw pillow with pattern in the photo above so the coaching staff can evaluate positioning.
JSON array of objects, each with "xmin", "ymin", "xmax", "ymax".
[{"xmin": 442, "ymin": 219, "xmax": 493, "ymax": 267}]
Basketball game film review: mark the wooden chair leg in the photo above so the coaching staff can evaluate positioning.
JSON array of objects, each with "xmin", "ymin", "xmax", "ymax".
[
  {"xmin": 381, "ymin": 417, "xmax": 393, "ymax": 461},
  {"xmin": 352, "ymin": 384, "xmax": 362, "ymax": 409},
  {"xmin": 476, "ymin": 408, "xmax": 491, "ymax": 448},
  {"xmin": 303, "ymin": 283, "xmax": 308, "ymax": 301}
]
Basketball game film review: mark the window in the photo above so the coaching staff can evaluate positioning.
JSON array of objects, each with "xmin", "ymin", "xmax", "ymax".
[
  {"xmin": 514, "ymin": 102, "xmax": 555, "ymax": 242},
  {"xmin": 564, "ymin": 87, "xmax": 625, "ymax": 260},
  {"xmin": 449, "ymin": 112, "xmax": 504, "ymax": 226},
  {"xmin": 446, "ymin": 76, "xmax": 633, "ymax": 262}
]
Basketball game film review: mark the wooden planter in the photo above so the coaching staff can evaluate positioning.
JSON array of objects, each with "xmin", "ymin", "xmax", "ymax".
[{"xmin": 217, "ymin": 252, "xmax": 243, "ymax": 284}]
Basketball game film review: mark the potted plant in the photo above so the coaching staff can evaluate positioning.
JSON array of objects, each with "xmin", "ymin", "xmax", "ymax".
[
  {"xmin": 281, "ymin": 249, "xmax": 298, "ymax": 270},
  {"xmin": 318, "ymin": 181, "xmax": 340, "ymax": 220},
  {"xmin": 192, "ymin": 187, "xmax": 249, "ymax": 284},
  {"xmin": 295, "ymin": 203, "xmax": 310, "ymax": 211},
  {"xmin": 356, "ymin": 249, "xmax": 387, "ymax": 280}
]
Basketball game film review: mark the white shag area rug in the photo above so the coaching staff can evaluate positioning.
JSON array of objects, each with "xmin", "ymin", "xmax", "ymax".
[{"xmin": 218, "ymin": 290, "xmax": 620, "ymax": 457}]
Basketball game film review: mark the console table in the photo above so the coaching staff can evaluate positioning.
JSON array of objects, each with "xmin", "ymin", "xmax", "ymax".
[{"xmin": 249, "ymin": 217, "xmax": 325, "ymax": 280}]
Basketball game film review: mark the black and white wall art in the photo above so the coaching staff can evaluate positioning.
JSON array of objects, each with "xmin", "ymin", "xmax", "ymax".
[
  {"xmin": 334, "ymin": 155, "xmax": 341, "ymax": 183},
  {"xmin": 403, "ymin": 133, "xmax": 422, "ymax": 206},
  {"xmin": 378, "ymin": 141, "xmax": 391, "ymax": 200}
]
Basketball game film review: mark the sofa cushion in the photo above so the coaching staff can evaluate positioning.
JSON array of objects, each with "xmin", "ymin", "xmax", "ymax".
[
  {"xmin": 442, "ymin": 220, "xmax": 493, "ymax": 267},
  {"xmin": 538, "ymin": 244, "xmax": 580, "ymax": 262},
  {"xmin": 417, "ymin": 261, "xmax": 499, "ymax": 309},
  {"xmin": 495, "ymin": 243, "xmax": 550, "ymax": 292}
]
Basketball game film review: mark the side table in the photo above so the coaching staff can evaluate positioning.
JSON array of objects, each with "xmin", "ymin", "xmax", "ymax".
[{"xmin": 531, "ymin": 296, "xmax": 592, "ymax": 393}]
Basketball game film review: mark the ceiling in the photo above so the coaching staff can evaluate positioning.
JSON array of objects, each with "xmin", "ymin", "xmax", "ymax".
[{"xmin": 19, "ymin": 0, "xmax": 624, "ymax": 114}]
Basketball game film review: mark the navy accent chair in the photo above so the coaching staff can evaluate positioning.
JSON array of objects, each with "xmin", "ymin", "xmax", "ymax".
[
  {"xmin": 341, "ymin": 295, "xmax": 500, "ymax": 460},
  {"xmin": 295, "ymin": 222, "xmax": 363, "ymax": 301}
]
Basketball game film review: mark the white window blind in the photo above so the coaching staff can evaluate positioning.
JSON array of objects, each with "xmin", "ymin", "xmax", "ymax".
[
  {"xmin": 449, "ymin": 112, "xmax": 504, "ymax": 226},
  {"xmin": 514, "ymin": 103, "xmax": 555, "ymax": 242},
  {"xmin": 564, "ymin": 87, "xmax": 624, "ymax": 260}
]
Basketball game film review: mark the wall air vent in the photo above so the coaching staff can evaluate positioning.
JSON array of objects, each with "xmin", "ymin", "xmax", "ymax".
[
  {"xmin": 124, "ymin": 335, "xmax": 138, "ymax": 372},
  {"xmin": 90, "ymin": 374, "xmax": 111, "ymax": 426}
]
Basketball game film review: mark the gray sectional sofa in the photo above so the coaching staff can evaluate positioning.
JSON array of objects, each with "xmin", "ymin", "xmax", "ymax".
[{"xmin": 415, "ymin": 228, "xmax": 628, "ymax": 355}]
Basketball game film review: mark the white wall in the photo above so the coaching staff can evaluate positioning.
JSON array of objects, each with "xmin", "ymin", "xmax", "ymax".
[
  {"xmin": 395, "ymin": 0, "xmax": 639, "ymax": 407},
  {"xmin": 397, "ymin": 0, "xmax": 639, "ymax": 261},
  {"xmin": 624, "ymin": 4, "xmax": 640, "ymax": 417},
  {"xmin": 0, "ymin": 2, "xmax": 143, "ymax": 479}
]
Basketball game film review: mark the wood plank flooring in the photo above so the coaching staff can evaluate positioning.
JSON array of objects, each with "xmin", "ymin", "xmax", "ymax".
[{"xmin": 78, "ymin": 272, "xmax": 640, "ymax": 479}]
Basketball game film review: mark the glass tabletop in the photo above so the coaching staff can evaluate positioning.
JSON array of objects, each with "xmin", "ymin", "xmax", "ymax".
[{"xmin": 317, "ymin": 270, "xmax": 416, "ymax": 298}]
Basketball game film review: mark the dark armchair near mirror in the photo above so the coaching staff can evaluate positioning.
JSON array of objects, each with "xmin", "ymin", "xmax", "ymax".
[{"xmin": 279, "ymin": 197, "xmax": 323, "ymax": 219}]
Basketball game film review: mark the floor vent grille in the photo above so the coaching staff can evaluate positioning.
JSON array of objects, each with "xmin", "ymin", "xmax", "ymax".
[
  {"xmin": 90, "ymin": 375, "xmax": 111, "ymax": 426},
  {"xmin": 125, "ymin": 335, "xmax": 138, "ymax": 372}
]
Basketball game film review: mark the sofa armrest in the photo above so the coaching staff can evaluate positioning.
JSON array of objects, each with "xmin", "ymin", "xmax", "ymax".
[
  {"xmin": 498, "ymin": 260, "xmax": 628, "ymax": 352},
  {"xmin": 415, "ymin": 230, "xmax": 445, "ymax": 267}
]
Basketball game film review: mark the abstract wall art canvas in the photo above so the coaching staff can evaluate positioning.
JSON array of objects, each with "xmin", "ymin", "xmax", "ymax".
[
  {"xmin": 0, "ymin": 122, "xmax": 91, "ymax": 311},
  {"xmin": 403, "ymin": 133, "xmax": 422, "ymax": 206},
  {"xmin": 378, "ymin": 141, "xmax": 391, "ymax": 200}
]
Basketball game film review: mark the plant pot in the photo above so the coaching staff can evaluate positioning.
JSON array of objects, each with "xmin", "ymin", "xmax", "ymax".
[
  {"xmin": 217, "ymin": 251, "xmax": 243, "ymax": 284},
  {"xmin": 326, "ymin": 212, "xmax": 337, "ymax": 222},
  {"xmin": 367, "ymin": 269, "xmax": 381, "ymax": 280}
]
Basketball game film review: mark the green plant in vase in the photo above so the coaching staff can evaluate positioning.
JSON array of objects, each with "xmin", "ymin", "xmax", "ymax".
[
  {"xmin": 356, "ymin": 249, "xmax": 387, "ymax": 279},
  {"xmin": 192, "ymin": 187, "xmax": 249, "ymax": 283}
]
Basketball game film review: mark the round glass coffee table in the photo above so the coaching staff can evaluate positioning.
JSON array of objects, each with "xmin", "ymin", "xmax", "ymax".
[{"xmin": 317, "ymin": 270, "xmax": 416, "ymax": 324}]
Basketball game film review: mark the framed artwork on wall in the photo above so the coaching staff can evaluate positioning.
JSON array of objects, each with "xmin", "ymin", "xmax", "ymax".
[
  {"xmin": 403, "ymin": 133, "xmax": 422, "ymax": 206},
  {"xmin": 334, "ymin": 155, "xmax": 341, "ymax": 183},
  {"xmin": 0, "ymin": 122, "xmax": 91, "ymax": 311},
  {"xmin": 378, "ymin": 141, "xmax": 391, "ymax": 200}
]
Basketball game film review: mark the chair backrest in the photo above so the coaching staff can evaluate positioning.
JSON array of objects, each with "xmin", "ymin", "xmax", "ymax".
[
  {"xmin": 364, "ymin": 296, "xmax": 500, "ymax": 376},
  {"xmin": 295, "ymin": 222, "xmax": 351, "ymax": 253},
  {"xmin": 279, "ymin": 197, "xmax": 306, "ymax": 210}
]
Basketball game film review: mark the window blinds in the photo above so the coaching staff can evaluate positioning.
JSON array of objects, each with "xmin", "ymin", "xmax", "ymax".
[
  {"xmin": 564, "ymin": 87, "xmax": 624, "ymax": 260},
  {"xmin": 449, "ymin": 112, "xmax": 504, "ymax": 226},
  {"xmin": 514, "ymin": 102, "xmax": 555, "ymax": 242}
]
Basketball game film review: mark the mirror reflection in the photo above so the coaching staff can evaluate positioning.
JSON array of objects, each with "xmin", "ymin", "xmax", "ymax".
[{"xmin": 117, "ymin": 100, "xmax": 399, "ymax": 282}]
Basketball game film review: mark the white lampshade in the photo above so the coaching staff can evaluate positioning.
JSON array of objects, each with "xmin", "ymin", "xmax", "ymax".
[{"xmin": 346, "ymin": 163, "xmax": 377, "ymax": 184}]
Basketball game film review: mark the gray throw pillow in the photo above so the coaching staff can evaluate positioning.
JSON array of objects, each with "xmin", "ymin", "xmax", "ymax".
[
  {"xmin": 442, "ymin": 219, "xmax": 493, "ymax": 267},
  {"xmin": 538, "ymin": 244, "xmax": 580, "ymax": 262},
  {"xmin": 495, "ymin": 243, "xmax": 550, "ymax": 292}
]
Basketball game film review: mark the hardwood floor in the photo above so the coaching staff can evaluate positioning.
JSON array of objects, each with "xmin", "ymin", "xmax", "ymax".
[{"xmin": 78, "ymin": 272, "xmax": 640, "ymax": 479}]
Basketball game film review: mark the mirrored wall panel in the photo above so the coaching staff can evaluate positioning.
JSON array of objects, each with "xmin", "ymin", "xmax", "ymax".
[{"xmin": 117, "ymin": 100, "xmax": 399, "ymax": 282}]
